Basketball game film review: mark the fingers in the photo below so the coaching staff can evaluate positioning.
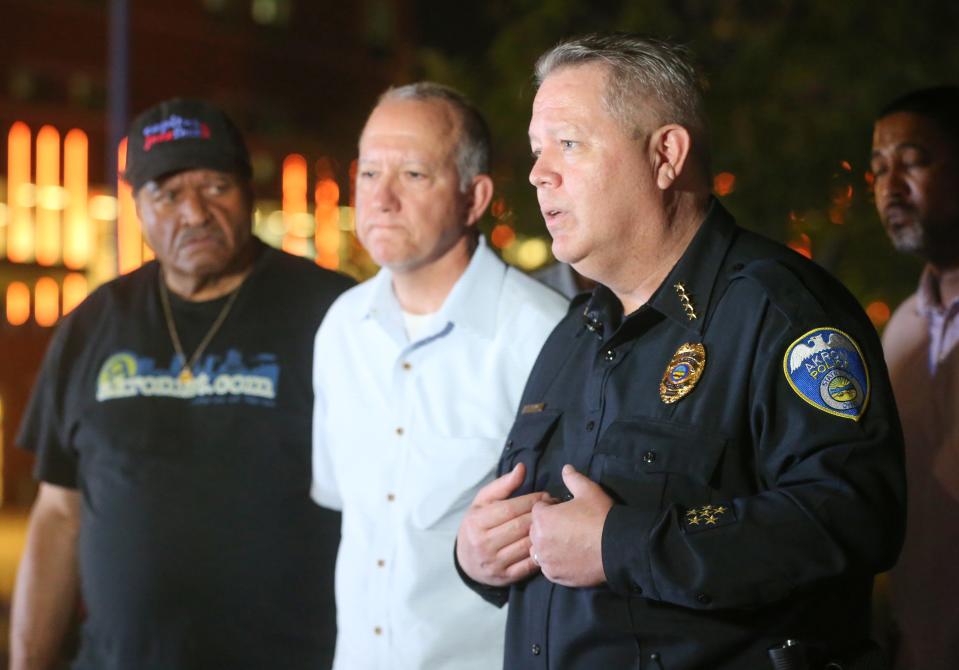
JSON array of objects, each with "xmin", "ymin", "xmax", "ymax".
[
  {"xmin": 561, "ymin": 463, "xmax": 596, "ymax": 498},
  {"xmin": 475, "ymin": 491, "xmax": 554, "ymax": 530},
  {"xmin": 473, "ymin": 463, "xmax": 526, "ymax": 506},
  {"xmin": 497, "ymin": 534, "xmax": 535, "ymax": 568},
  {"xmin": 503, "ymin": 556, "xmax": 541, "ymax": 583}
]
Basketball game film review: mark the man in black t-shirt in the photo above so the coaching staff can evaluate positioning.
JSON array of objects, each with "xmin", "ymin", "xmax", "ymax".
[{"xmin": 10, "ymin": 98, "xmax": 353, "ymax": 670}]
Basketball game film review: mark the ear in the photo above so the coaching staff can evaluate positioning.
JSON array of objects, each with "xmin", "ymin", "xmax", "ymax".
[
  {"xmin": 464, "ymin": 174, "xmax": 495, "ymax": 227},
  {"xmin": 650, "ymin": 124, "xmax": 692, "ymax": 191}
]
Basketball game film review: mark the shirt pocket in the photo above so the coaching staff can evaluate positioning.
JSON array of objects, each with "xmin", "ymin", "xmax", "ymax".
[
  {"xmin": 595, "ymin": 416, "xmax": 728, "ymax": 511},
  {"xmin": 408, "ymin": 436, "xmax": 503, "ymax": 531},
  {"xmin": 498, "ymin": 410, "xmax": 562, "ymax": 495}
]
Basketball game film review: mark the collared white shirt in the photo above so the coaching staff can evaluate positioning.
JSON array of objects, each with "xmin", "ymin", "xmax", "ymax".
[{"xmin": 312, "ymin": 238, "xmax": 567, "ymax": 670}]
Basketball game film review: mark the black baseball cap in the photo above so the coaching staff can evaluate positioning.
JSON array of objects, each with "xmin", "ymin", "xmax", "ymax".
[{"xmin": 123, "ymin": 98, "xmax": 252, "ymax": 193}]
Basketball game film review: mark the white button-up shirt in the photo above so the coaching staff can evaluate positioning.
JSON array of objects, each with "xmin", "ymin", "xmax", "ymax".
[{"xmin": 312, "ymin": 239, "xmax": 567, "ymax": 670}]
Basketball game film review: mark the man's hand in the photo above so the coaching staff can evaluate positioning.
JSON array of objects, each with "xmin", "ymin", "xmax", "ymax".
[
  {"xmin": 529, "ymin": 464, "xmax": 613, "ymax": 587},
  {"xmin": 456, "ymin": 463, "xmax": 553, "ymax": 587}
]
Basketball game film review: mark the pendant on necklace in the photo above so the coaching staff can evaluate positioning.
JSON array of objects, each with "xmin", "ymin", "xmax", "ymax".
[{"xmin": 178, "ymin": 367, "xmax": 194, "ymax": 384}]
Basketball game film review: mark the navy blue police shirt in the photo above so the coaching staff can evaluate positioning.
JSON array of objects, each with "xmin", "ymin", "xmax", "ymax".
[
  {"xmin": 18, "ymin": 240, "xmax": 354, "ymax": 670},
  {"xmin": 462, "ymin": 200, "xmax": 905, "ymax": 669}
]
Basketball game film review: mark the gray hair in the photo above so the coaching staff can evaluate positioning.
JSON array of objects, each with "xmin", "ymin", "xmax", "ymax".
[
  {"xmin": 535, "ymin": 34, "xmax": 709, "ymax": 167},
  {"xmin": 378, "ymin": 82, "xmax": 491, "ymax": 192}
]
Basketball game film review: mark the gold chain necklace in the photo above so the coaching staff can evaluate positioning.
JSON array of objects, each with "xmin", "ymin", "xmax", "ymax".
[{"xmin": 158, "ymin": 278, "xmax": 242, "ymax": 383}]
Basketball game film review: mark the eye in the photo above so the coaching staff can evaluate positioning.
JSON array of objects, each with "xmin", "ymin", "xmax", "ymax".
[
  {"xmin": 206, "ymin": 181, "xmax": 231, "ymax": 195},
  {"xmin": 154, "ymin": 189, "xmax": 177, "ymax": 204},
  {"xmin": 405, "ymin": 170, "xmax": 426, "ymax": 180},
  {"xmin": 560, "ymin": 139, "xmax": 578, "ymax": 150},
  {"xmin": 358, "ymin": 169, "xmax": 377, "ymax": 179}
]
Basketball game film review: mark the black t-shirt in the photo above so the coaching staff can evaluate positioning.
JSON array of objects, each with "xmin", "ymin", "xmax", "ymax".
[{"xmin": 18, "ymin": 242, "xmax": 354, "ymax": 670}]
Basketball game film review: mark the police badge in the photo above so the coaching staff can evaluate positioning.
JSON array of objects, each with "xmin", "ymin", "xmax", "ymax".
[
  {"xmin": 783, "ymin": 327, "xmax": 870, "ymax": 421},
  {"xmin": 660, "ymin": 342, "xmax": 706, "ymax": 404}
]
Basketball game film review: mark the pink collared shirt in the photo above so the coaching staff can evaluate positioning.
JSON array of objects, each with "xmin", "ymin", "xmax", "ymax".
[
  {"xmin": 882, "ymin": 264, "xmax": 959, "ymax": 670},
  {"xmin": 915, "ymin": 265, "xmax": 959, "ymax": 373}
]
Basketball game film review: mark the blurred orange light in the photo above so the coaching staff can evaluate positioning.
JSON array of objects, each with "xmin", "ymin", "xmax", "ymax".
[
  {"xmin": 35, "ymin": 125, "xmax": 62, "ymax": 266},
  {"xmin": 491, "ymin": 198, "xmax": 507, "ymax": 218},
  {"xmin": 35, "ymin": 277, "xmax": 59, "ymax": 326},
  {"xmin": 63, "ymin": 273, "xmax": 89, "ymax": 314},
  {"xmin": 6, "ymin": 282, "xmax": 30, "ymax": 326},
  {"xmin": 840, "ymin": 160, "xmax": 852, "ymax": 171},
  {"xmin": 314, "ymin": 159, "xmax": 341, "ymax": 269},
  {"xmin": 7, "ymin": 122, "xmax": 33, "ymax": 262},
  {"xmin": 117, "ymin": 138, "xmax": 143, "ymax": 274},
  {"xmin": 713, "ymin": 172, "xmax": 736, "ymax": 196},
  {"xmin": 63, "ymin": 129, "xmax": 91, "ymax": 269},
  {"xmin": 866, "ymin": 301, "xmax": 891, "ymax": 327},
  {"xmin": 788, "ymin": 233, "xmax": 812, "ymax": 259},
  {"xmin": 491, "ymin": 224, "xmax": 516, "ymax": 249},
  {"xmin": 282, "ymin": 153, "xmax": 308, "ymax": 257}
]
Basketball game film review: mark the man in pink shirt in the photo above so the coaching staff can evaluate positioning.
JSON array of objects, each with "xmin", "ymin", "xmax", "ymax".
[{"xmin": 872, "ymin": 86, "xmax": 959, "ymax": 670}]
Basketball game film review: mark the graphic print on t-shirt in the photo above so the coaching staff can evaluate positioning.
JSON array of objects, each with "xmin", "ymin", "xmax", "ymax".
[{"xmin": 96, "ymin": 348, "xmax": 279, "ymax": 405}]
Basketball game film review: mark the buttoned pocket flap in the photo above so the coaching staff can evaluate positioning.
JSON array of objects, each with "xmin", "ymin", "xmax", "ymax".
[
  {"xmin": 597, "ymin": 417, "xmax": 727, "ymax": 484},
  {"xmin": 503, "ymin": 409, "xmax": 562, "ymax": 455}
]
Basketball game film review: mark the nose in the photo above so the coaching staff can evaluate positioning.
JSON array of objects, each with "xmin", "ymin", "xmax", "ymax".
[
  {"xmin": 529, "ymin": 153, "xmax": 560, "ymax": 189},
  {"xmin": 178, "ymin": 188, "xmax": 211, "ymax": 227},
  {"xmin": 370, "ymin": 174, "xmax": 400, "ymax": 212},
  {"xmin": 876, "ymin": 161, "xmax": 908, "ymax": 204}
]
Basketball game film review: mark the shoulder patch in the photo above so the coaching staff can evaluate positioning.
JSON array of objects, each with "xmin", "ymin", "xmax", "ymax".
[{"xmin": 783, "ymin": 327, "xmax": 870, "ymax": 421}]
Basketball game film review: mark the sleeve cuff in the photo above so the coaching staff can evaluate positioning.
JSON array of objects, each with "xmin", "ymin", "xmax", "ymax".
[{"xmin": 602, "ymin": 503, "xmax": 659, "ymax": 599}]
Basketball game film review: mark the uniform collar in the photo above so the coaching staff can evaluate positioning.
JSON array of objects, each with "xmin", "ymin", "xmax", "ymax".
[
  {"xmin": 582, "ymin": 197, "xmax": 738, "ymax": 337},
  {"xmin": 363, "ymin": 236, "xmax": 505, "ymax": 342}
]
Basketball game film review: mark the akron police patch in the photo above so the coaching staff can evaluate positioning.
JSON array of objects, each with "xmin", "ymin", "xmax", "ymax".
[{"xmin": 783, "ymin": 327, "xmax": 870, "ymax": 421}]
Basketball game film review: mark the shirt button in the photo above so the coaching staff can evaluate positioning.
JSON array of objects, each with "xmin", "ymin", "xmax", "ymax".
[
  {"xmin": 377, "ymin": 559, "xmax": 385, "ymax": 567},
  {"xmin": 697, "ymin": 593, "xmax": 712, "ymax": 605},
  {"xmin": 505, "ymin": 439, "xmax": 513, "ymax": 451},
  {"xmin": 386, "ymin": 493, "xmax": 396, "ymax": 502},
  {"xmin": 374, "ymin": 626, "xmax": 383, "ymax": 635},
  {"xmin": 586, "ymin": 420, "xmax": 595, "ymax": 432},
  {"xmin": 531, "ymin": 643, "xmax": 541, "ymax": 656},
  {"xmin": 395, "ymin": 427, "xmax": 404, "ymax": 436},
  {"xmin": 642, "ymin": 450, "xmax": 657, "ymax": 464},
  {"xmin": 603, "ymin": 349, "xmax": 616, "ymax": 361},
  {"xmin": 632, "ymin": 584, "xmax": 643, "ymax": 594},
  {"xmin": 402, "ymin": 361, "xmax": 412, "ymax": 370}
]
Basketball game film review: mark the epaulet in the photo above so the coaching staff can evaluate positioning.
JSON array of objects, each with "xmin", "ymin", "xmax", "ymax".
[{"xmin": 732, "ymin": 258, "xmax": 827, "ymax": 328}]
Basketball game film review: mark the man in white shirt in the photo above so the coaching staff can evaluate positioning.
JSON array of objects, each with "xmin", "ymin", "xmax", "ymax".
[{"xmin": 311, "ymin": 82, "xmax": 568, "ymax": 669}]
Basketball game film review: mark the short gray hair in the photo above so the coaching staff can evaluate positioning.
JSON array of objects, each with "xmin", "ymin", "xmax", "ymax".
[
  {"xmin": 378, "ymin": 82, "xmax": 491, "ymax": 192},
  {"xmin": 535, "ymin": 34, "xmax": 709, "ymax": 167}
]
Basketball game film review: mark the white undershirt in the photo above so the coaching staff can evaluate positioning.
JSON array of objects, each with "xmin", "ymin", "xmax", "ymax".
[{"xmin": 401, "ymin": 310, "xmax": 437, "ymax": 342}]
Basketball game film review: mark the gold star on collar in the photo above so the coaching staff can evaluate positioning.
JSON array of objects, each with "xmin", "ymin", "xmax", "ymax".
[{"xmin": 673, "ymin": 283, "xmax": 697, "ymax": 320}]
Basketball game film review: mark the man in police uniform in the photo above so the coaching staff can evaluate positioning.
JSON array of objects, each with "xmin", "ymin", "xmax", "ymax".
[{"xmin": 456, "ymin": 34, "xmax": 905, "ymax": 669}]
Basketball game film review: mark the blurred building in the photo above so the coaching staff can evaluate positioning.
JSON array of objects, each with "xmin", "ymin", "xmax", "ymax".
[{"xmin": 0, "ymin": 0, "xmax": 412, "ymax": 506}]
